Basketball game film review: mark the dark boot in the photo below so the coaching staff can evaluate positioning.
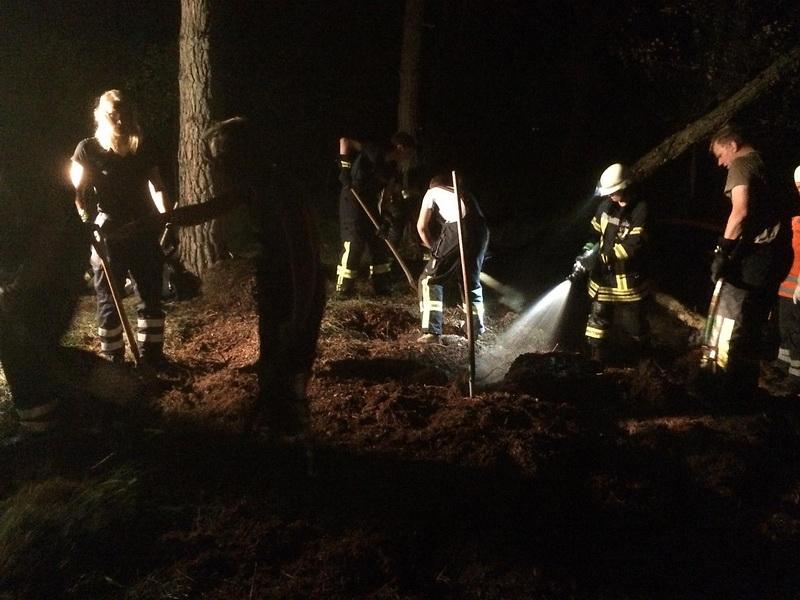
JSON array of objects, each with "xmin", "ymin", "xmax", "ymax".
[
  {"xmin": 336, "ymin": 277, "xmax": 356, "ymax": 299},
  {"xmin": 372, "ymin": 273, "xmax": 392, "ymax": 296}
]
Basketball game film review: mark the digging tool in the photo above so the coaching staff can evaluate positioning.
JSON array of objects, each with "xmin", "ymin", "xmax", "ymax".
[
  {"xmin": 700, "ymin": 277, "xmax": 724, "ymax": 371},
  {"xmin": 478, "ymin": 272, "xmax": 525, "ymax": 312},
  {"xmin": 90, "ymin": 228, "xmax": 142, "ymax": 366},
  {"xmin": 452, "ymin": 170, "xmax": 475, "ymax": 397},
  {"xmin": 348, "ymin": 187, "xmax": 417, "ymax": 292}
]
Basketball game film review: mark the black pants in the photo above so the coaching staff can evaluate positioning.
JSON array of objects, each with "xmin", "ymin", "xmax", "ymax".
[
  {"xmin": 710, "ymin": 280, "xmax": 777, "ymax": 398},
  {"xmin": 418, "ymin": 219, "xmax": 489, "ymax": 335},
  {"xmin": 255, "ymin": 264, "xmax": 326, "ymax": 433},
  {"xmin": 91, "ymin": 235, "xmax": 165, "ymax": 360},
  {"xmin": 778, "ymin": 296, "xmax": 800, "ymax": 378},
  {"xmin": 337, "ymin": 189, "xmax": 391, "ymax": 291}
]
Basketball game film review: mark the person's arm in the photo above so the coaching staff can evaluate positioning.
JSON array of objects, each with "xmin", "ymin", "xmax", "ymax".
[
  {"xmin": 417, "ymin": 205, "xmax": 435, "ymax": 249},
  {"xmin": 723, "ymin": 184, "xmax": 748, "ymax": 240},
  {"xmin": 147, "ymin": 166, "xmax": 174, "ymax": 213},
  {"xmin": 340, "ymin": 137, "xmax": 363, "ymax": 154},
  {"xmin": 69, "ymin": 160, "xmax": 96, "ymax": 223}
]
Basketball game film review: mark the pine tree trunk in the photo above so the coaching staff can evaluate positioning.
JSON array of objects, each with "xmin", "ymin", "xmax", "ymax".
[
  {"xmin": 178, "ymin": 0, "xmax": 222, "ymax": 276},
  {"xmin": 397, "ymin": 0, "xmax": 423, "ymax": 135},
  {"xmin": 632, "ymin": 45, "xmax": 800, "ymax": 180}
]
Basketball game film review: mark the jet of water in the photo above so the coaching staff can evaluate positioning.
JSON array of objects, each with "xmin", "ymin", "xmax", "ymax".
[{"xmin": 478, "ymin": 280, "xmax": 574, "ymax": 383}]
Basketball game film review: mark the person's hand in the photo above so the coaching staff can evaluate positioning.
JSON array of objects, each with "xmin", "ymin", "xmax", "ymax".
[
  {"xmin": 710, "ymin": 237, "xmax": 737, "ymax": 283},
  {"xmin": 710, "ymin": 248, "xmax": 729, "ymax": 283},
  {"xmin": 376, "ymin": 219, "xmax": 391, "ymax": 240},
  {"xmin": 793, "ymin": 283, "xmax": 800, "ymax": 305}
]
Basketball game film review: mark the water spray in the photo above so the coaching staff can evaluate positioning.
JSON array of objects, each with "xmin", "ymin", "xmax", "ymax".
[{"xmin": 478, "ymin": 279, "xmax": 575, "ymax": 384}]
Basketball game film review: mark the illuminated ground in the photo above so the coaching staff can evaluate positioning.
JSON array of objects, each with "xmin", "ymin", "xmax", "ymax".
[{"xmin": 1, "ymin": 260, "xmax": 800, "ymax": 598}]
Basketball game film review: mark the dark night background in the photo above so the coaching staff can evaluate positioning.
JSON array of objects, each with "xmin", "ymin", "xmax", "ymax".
[{"xmin": 3, "ymin": 0, "xmax": 800, "ymax": 305}]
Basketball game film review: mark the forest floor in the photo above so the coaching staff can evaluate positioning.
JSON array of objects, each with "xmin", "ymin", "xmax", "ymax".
[{"xmin": 2, "ymin": 259, "xmax": 800, "ymax": 599}]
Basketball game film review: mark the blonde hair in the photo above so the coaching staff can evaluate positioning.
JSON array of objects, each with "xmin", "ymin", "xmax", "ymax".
[{"xmin": 93, "ymin": 89, "xmax": 141, "ymax": 154}]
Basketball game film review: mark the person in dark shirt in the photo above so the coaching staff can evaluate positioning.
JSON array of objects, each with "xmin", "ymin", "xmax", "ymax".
[
  {"xmin": 0, "ymin": 161, "xmax": 86, "ymax": 435},
  {"xmin": 129, "ymin": 117, "xmax": 326, "ymax": 438},
  {"xmin": 70, "ymin": 89, "xmax": 173, "ymax": 366},
  {"xmin": 707, "ymin": 123, "xmax": 792, "ymax": 401}
]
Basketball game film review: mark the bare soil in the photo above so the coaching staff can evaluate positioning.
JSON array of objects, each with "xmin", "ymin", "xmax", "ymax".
[{"xmin": 2, "ymin": 261, "xmax": 800, "ymax": 599}]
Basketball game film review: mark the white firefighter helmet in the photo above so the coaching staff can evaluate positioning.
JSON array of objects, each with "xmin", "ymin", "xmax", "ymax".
[
  {"xmin": 596, "ymin": 163, "xmax": 632, "ymax": 196},
  {"xmin": 794, "ymin": 164, "xmax": 800, "ymax": 183}
]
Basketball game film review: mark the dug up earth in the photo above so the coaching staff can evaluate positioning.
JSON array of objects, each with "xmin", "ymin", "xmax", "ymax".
[{"xmin": 1, "ymin": 259, "xmax": 800, "ymax": 599}]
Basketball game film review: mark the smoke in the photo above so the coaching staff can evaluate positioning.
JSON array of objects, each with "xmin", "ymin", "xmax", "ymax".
[{"xmin": 478, "ymin": 280, "xmax": 573, "ymax": 384}]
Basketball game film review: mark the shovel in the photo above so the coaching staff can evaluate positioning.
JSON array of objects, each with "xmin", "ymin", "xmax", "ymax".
[{"xmin": 90, "ymin": 229, "xmax": 142, "ymax": 367}]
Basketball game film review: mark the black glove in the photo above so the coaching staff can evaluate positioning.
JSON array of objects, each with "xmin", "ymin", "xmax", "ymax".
[
  {"xmin": 376, "ymin": 218, "xmax": 391, "ymax": 240},
  {"xmin": 710, "ymin": 237, "xmax": 737, "ymax": 283},
  {"xmin": 568, "ymin": 243, "xmax": 599, "ymax": 282}
]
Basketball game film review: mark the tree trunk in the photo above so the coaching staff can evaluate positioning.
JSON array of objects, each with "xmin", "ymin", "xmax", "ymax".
[
  {"xmin": 178, "ymin": 0, "xmax": 222, "ymax": 276},
  {"xmin": 632, "ymin": 44, "xmax": 800, "ymax": 180},
  {"xmin": 397, "ymin": 0, "xmax": 423, "ymax": 135}
]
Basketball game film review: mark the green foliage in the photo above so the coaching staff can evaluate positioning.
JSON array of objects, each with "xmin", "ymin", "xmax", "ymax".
[{"xmin": 0, "ymin": 468, "xmax": 140, "ymax": 596}]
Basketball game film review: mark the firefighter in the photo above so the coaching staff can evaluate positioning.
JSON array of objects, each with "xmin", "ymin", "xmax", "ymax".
[
  {"xmin": 133, "ymin": 117, "xmax": 326, "ymax": 438},
  {"xmin": 336, "ymin": 134, "xmax": 413, "ymax": 297},
  {"xmin": 576, "ymin": 163, "xmax": 650, "ymax": 365},
  {"xmin": 0, "ymin": 163, "xmax": 86, "ymax": 436},
  {"xmin": 70, "ymin": 89, "xmax": 173, "ymax": 366},
  {"xmin": 416, "ymin": 173, "xmax": 489, "ymax": 344},
  {"xmin": 378, "ymin": 132, "xmax": 428, "ymax": 262},
  {"xmin": 774, "ymin": 165, "xmax": 800, "ymax": 391},
  {"xmin": 707, "ymin": 124, "xmax": 792, "ymax": 401}
]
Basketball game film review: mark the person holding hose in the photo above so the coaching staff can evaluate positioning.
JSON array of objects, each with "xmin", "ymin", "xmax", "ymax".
[{"xmin": 572, "ymin": 163, "xmax": 650, "ymax": 366}]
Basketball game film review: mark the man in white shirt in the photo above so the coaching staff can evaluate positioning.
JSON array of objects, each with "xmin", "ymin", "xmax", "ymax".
[{"xmin": 416, "ymin": 174, "xmax": 489, "ymax": 343}]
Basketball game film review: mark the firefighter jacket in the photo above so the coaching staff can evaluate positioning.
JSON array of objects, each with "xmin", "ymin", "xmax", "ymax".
[
  {"xmin": 587, "ymin": 196, "xmax": 649, "ymax": 303},
  {"xmin": 778, "ymin": 216, "xmax": 800, "ymax": 299}
]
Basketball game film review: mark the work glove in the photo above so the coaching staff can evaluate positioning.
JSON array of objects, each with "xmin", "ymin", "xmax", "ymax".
[
  {"xmin": 568, "ymin": 243, "xmax": 599, "ymax": 282},
  {"xmin": 793, "ymin": 283, "xmax": 800, "ymax": 305},
  {"xmin": 710, "ymin": 237, "xmax": 737, "ymax": 283},
  {"xmin": 376, "ymin": 218, "xmax": 392, "ymax": 240}
]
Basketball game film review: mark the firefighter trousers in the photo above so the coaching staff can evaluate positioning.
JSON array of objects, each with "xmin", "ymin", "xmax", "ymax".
[
  {"xmin": 418, "ymin": 220, "xmax": 488, "ymax": 336},
  {"xmin": 337, "ymin": 190, "xmax": 392, "ymax": 292},
  {"xmin": 91, "ymin": 235, "xmax": 165, "ymax": 362},
  {"xmin": 777, "ymin": 296, "xmax": 800, "ymax": 380}
]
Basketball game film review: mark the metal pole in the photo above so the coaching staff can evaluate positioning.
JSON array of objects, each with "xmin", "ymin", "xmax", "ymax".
[
  {"xmin": 349, "ymin": 187, "xmax": 417, "ymax": 292},
  {"xmin": 452, "ymin": 171, "xmax": 475, "ymax": 397}
]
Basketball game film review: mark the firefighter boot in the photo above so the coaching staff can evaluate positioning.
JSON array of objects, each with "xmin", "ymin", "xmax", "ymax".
[
  {"xmin": 588, "ymin": 342, "xmax": 605, "ymax": 368},
  {"xmin": 372, "ymin": 272, "xmax": 392, "ymax": 296},
  {"xmin": 336, "ymin": 277, "xmax": 356, "ymax": 299}
]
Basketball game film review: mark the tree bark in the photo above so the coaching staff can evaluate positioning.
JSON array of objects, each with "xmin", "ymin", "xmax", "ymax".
[
  {"xmin": 178, "ymin": 0, "xmax": 222, "ymax": 276},
  {"xmin": 633, "ymin": 44, "xmax": 800, "ymax": 180},
  {"xmin": 397, "ymin": 0, "xmax": 423, "ymax": 135}
]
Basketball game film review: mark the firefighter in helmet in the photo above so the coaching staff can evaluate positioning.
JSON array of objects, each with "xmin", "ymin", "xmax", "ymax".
[{"xmin": 572, "ymin": 163, "xmax": 650, "ymax": 365}]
